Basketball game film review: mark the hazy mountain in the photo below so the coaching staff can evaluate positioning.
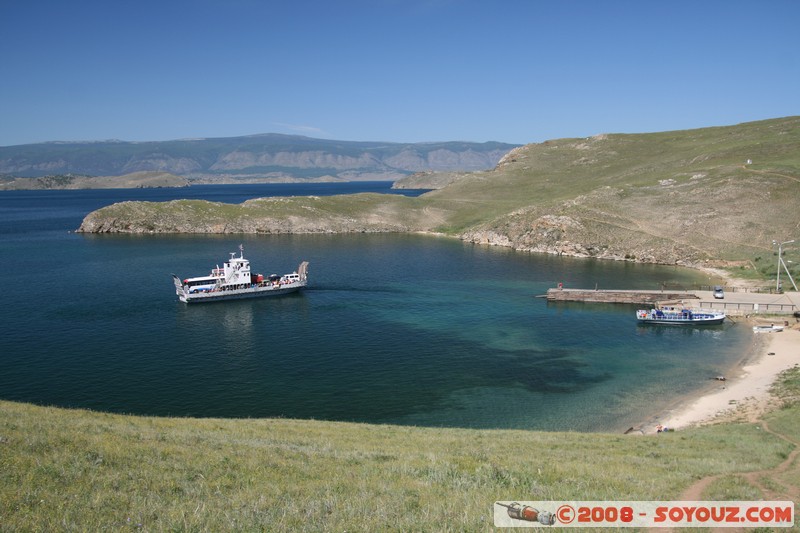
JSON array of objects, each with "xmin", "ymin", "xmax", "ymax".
[{"xmin": 0, "ymin": 134, "xmax": 518, "ymax": 183}]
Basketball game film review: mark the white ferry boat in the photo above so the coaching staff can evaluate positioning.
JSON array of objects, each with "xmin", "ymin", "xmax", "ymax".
[
  {"xmin": 172, "ymin": 245, "xmax": 308, "ymax": 304},
  {"xmin": 636, "ymin": 307, "xmax": 726, "ymax": 325}
]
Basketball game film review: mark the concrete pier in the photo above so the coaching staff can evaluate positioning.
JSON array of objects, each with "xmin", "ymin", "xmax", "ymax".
[
  {"xmin": 545, "ymin": 288, "xmax": 697, "ymax": 305},
  {"xmin": 545, "ymin": 287, "xmax": 799, "ymax": 316}
]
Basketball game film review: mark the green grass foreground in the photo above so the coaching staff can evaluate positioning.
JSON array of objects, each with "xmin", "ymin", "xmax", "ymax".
[{"xmin": 2, "ymin": 369, "xmax": 798, "ymax": 531}]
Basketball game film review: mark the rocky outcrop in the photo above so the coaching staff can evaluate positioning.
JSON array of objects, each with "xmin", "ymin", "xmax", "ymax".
[
  {"xmin": 460, "ymin": 226, "xmax": 702, "ymax": 265},
  {"xmin": 459, "ymin": 208, "xmax": 708, "ymax": 266},
  {"xmin": 77, "ymin": 196, "xmax": 421, "ymax": 235},
  {"xmin": 78, "ymin": 212, "xmax": 410, "ymax": 234},
  {"xmin": 120, "ymin": 156, "xmax": 201, "ymax": 175}
]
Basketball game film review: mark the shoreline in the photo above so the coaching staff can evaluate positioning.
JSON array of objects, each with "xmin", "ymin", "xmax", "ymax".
[{"xmin": 643, "ymin": 323, "xmax": 799, "ymax": 434}]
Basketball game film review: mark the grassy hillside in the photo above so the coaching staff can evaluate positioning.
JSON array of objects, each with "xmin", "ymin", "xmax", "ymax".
[
  {"xmin": 78, "ymin": 117, "xmax": 800, "ymax": 280},
  {"xmin": 79, "ymin": 193, "xmax": 436, "ymax": 234},
  {"xmin": 427, "ymin": 117, "xmax": 800, "ymax": 269},
  {"xmin": 2, "ymin": 367, "xmax": 798, "ymax": 530}
]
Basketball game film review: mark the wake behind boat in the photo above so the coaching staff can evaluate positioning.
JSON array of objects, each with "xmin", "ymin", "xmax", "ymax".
[
  {"xmin": 636, "ymin": 307, "xmax": 726, "ymax": 325},
  {"xmin": 173, "ymin": 245, "xmax": 308, "ymax": 304}
]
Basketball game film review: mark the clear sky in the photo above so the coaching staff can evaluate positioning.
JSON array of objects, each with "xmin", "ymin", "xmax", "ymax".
[{"xmin": 1, "ymin": 0, "xmax": 798, "ymax": 146}]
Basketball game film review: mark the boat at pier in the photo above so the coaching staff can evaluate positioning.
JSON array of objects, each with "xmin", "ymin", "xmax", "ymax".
[
  {"xmin": 172, "ymin": 245, "xmax": 308, "ymax": 304},
  {"xmin": 636, "ymin": 307, "xmax": 726, "ymax": 325},
  {"xmin": 752, "ymin": 324, "xmax": 784, "ymax": 333}
]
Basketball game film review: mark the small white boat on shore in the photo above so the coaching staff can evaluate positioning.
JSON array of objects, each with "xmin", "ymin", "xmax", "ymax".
[
  {"xmin": 172, "ymin": 245, "xmax": 308, "ymax": 304},
  {"xmin": 752, "ymin": 324, "xmax": 784, "ymax": 333},
  {"xmin": 636, "ymin": 307, "xmax": 726, "ymax": 325}
]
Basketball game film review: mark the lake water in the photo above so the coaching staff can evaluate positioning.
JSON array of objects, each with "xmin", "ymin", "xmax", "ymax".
[{"xmin": 0, "ymin": 182, "xmax": 752, "ymax": 431}]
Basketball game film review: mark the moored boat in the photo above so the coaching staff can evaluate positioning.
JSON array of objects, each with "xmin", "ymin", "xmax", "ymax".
[
  {"xmin": 752, "ymin": 324, "xmax": 784, "ymax": 333},
  {"xmin": 636, "ymin": 307, "xmax": 726, "ymax": 325},
  {"xmin": 172, "ymin": 245, "xmax": 308, "ymax": 304}
]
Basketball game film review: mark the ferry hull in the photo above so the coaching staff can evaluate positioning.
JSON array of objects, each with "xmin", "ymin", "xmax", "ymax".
[
  {"xmin": 637, "ymin": 316, "xmax": 725, "ymax": 326},
  {"xmin": 174, "ymin": 275, "xmax": 305, "ymax": 304}
]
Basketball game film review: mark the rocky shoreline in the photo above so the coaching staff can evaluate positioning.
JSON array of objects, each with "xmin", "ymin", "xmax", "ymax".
[{"xmin": 76, "ymin": 200, "xmax": 732, "ymax": 277}]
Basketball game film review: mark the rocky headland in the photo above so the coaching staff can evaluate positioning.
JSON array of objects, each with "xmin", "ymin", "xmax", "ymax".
[{"xmin": 77, "ymin": 117, "xmax": 800, "ymax": 274}]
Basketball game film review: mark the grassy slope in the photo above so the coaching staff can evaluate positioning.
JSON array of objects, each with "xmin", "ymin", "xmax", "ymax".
[
  {"xmin": 425, "ymin": 117, "xmax": 800, "ymax": 265},
  {"xmin": 2, "ymin": 367, "xmax": 798, "ymax": 532}
]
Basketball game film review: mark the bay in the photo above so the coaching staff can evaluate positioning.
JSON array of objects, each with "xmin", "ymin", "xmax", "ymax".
[{"xmin": 0, "ymin": 183, "xmax": 750, "ymax": 431}]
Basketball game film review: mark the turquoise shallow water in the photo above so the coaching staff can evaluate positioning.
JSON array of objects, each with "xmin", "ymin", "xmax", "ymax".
[{"xmin": 0, "ymin": 184, "xmax": 751, "ymax": 431}]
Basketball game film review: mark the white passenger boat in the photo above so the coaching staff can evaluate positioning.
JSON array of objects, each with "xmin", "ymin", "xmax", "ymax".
[
  {"xmin": 172, "ymin": 245, "xmax": 308, "ymax": 304},
  {"xmin": 752, "ymin": 324, "xmax": 784, "ymax": 333},
  {"xmin": 636, "ymin": 307, "xmax": 726, "ymax": 325}
]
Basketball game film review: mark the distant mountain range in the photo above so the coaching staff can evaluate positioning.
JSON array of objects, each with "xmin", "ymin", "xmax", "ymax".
[{"xmin": 0, "ymin": 134, "xmax": 518, "ymax": 183}]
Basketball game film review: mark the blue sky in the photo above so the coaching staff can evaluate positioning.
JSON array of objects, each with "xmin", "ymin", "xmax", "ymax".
[{"xmin": 1, "ymin": 0, "xmax": 798, "ymax": 146}]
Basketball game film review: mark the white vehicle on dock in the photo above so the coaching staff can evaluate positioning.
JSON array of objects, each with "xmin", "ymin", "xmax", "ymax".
[{"xmin": 172, "ymin": 245, "xmax": 308, "ymax": 304}]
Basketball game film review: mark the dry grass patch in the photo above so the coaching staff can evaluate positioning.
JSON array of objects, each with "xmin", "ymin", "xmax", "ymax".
[{"xmin": 1, "ymin": 398, "xmax": 795, "ymax": 531}]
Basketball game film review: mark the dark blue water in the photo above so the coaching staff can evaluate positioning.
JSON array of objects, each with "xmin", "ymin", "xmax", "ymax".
[{"xmin": 0, "ymin": 183, "xmax": 751, "ymax": 431}]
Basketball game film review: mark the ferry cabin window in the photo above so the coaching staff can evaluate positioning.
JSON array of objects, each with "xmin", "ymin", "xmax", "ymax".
[{"xmin": 187, "ymin": 279, "xmax": 215, "ymax": 287}]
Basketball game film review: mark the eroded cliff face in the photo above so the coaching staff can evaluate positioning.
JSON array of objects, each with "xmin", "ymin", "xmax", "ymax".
[
  {"xmin": 209, "ymin": 151, "xmax": 381, "ymax": 171},
  {"xmin": 459, "ymin": 219, "xmax": 704, "ymax": 266}
]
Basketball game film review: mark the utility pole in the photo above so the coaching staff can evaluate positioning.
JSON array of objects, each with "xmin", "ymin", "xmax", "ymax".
[{"xmin": 773, "ymin": 239, "xmax": 797, "ymax": 292}]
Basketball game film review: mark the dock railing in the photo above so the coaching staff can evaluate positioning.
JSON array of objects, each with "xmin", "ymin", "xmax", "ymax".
[
  {"xmin": 698, "ymin": 285, "xmax": 783, "ymax": 294},
  {"xmin": 699, "ymin": 301, "xmax": 797, "ymax": 314}
]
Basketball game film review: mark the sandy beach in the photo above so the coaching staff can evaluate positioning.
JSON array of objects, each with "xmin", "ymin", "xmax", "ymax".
[{"xmin": 646, "ymin": 323, "xmax": 800, "ymax": 434}]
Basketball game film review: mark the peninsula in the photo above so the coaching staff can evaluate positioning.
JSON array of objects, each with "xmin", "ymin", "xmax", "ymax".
[
  {"xmin": 0, "ymin": 171, "xmax": 188, "ymax": 190},
  {"xmin": 78, "ymin": 116, "xmax": 800, "ymax": 275}
]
